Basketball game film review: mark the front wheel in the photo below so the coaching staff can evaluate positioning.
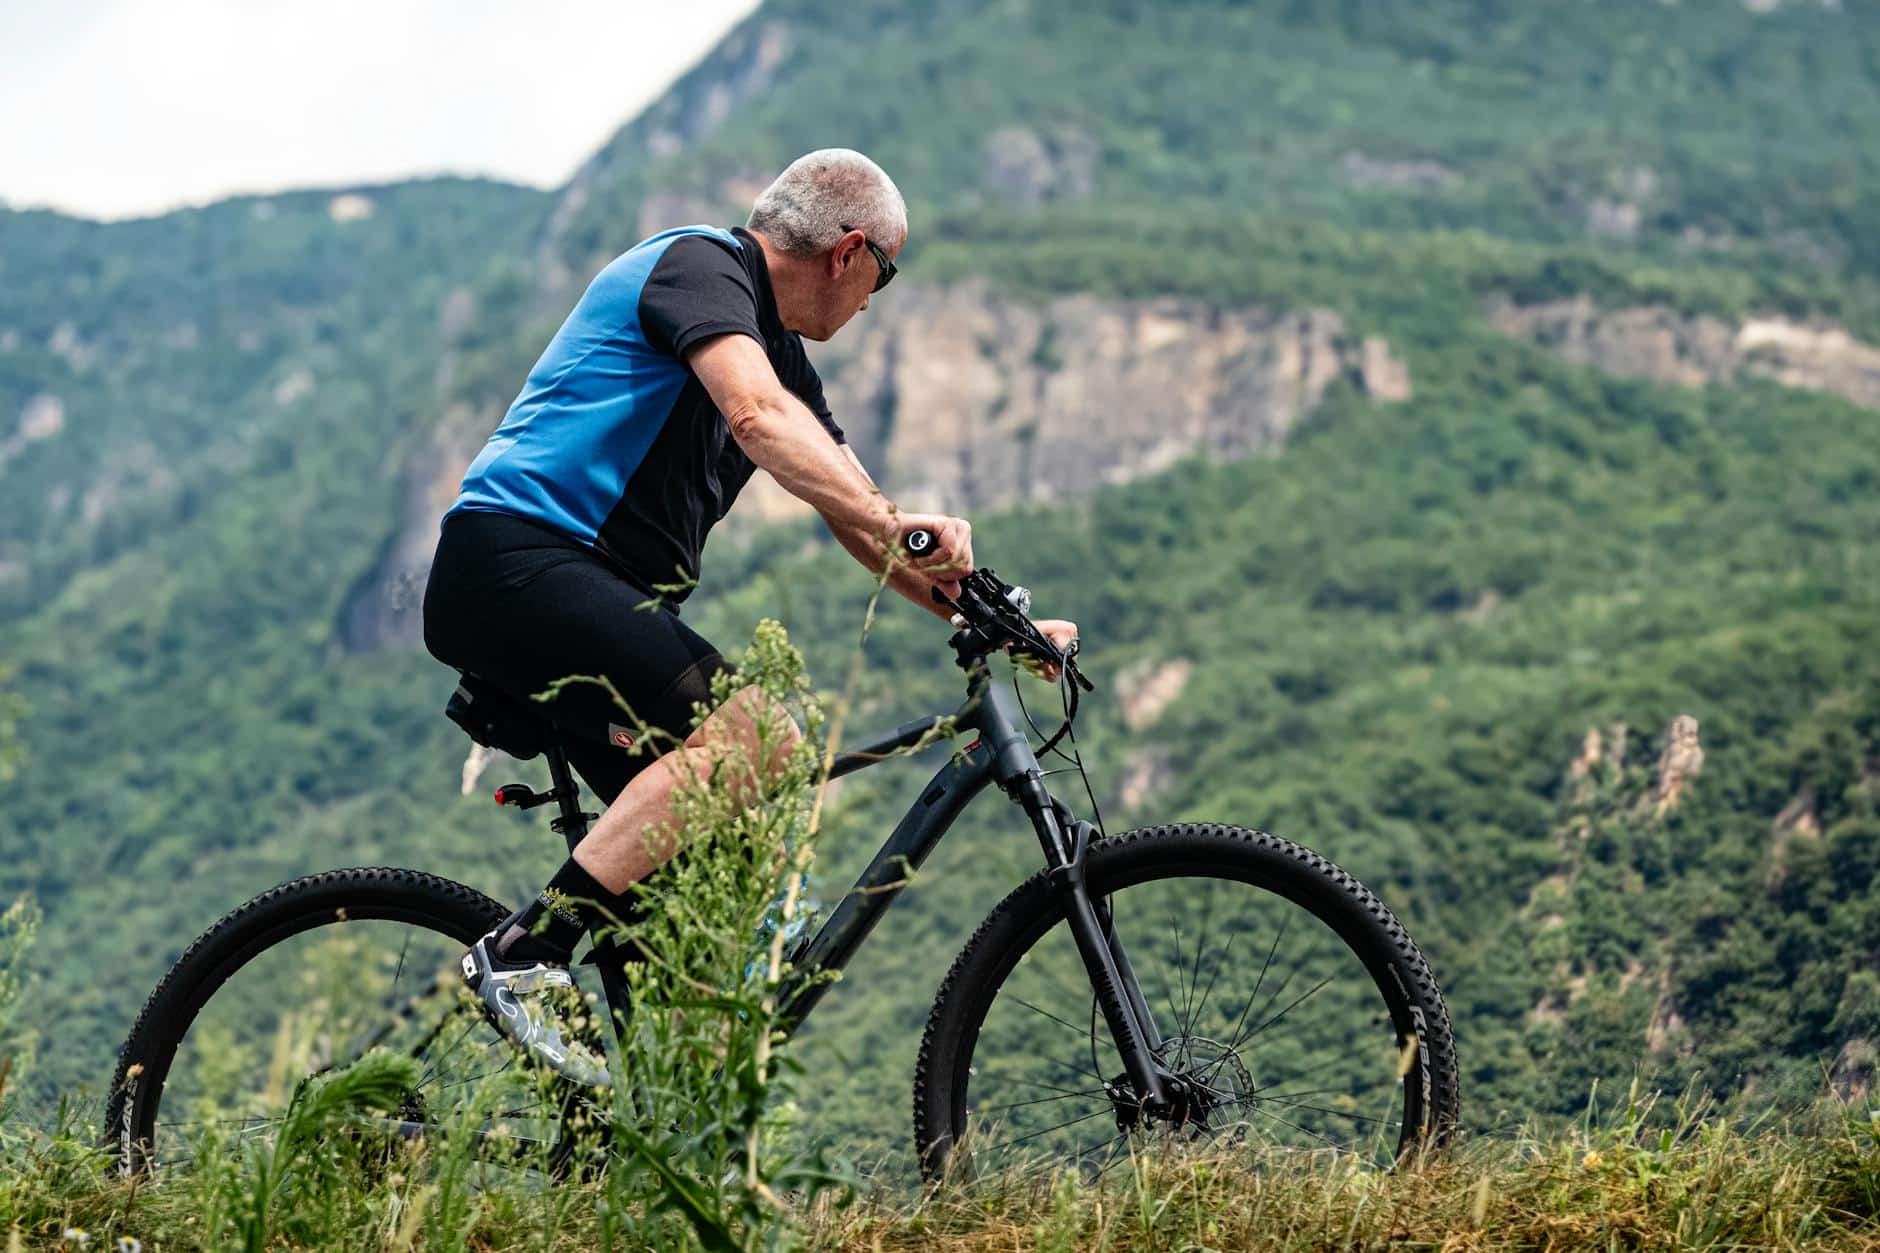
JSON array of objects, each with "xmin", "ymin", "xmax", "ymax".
[{"xmin": 913, "ymin": 823, "xmax": 1459, "ymax": 1181}]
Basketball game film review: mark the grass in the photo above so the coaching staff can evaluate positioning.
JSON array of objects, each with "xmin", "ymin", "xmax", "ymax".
[
  {"xmin": 5, "ymin": 1087, "xmax": 1880, "ymax": 1249},
  {"xmin": 816, "ymin": 1107, "xmax": 1880, "ymax": 1251}
]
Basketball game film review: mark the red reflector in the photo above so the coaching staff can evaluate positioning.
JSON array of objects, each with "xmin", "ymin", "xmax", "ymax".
[
  {"xmin": 492, "ymin": 789, "xmax": 504, "ymax": 804},
  {"xmin": 966, "ymin": 739, "xmax": 982, "ymax": 752}
]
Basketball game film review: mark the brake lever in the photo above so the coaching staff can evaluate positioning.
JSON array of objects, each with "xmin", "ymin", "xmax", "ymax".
[
  {"xmin": 1062, "ymin": 638, "xmax": 1096, "ymax": 692},
  {"xmin": 933, "ymin": 569, "xmax": 1092, "ymax": 690}
]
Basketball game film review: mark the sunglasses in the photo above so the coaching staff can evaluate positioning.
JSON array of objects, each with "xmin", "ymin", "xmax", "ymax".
[{"xmin": 841, "ymin": 224, "xmax": 897, "ymax": 292}]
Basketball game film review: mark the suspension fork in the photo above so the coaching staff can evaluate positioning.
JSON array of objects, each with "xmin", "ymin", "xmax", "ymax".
[
  {"xmin": 978, "ymin": 668, "xmax": 1173, "ymax": 1107},
  {"xmin": 974, "ymin": 671, "xmax": 1173, "ymax": 1106},
  {"xmin": 1056, "ymin": 803, "xmax": 1166, "ymax": 1057},
  {"xmin": 1020, "ymin": 780, "xmax": 1171, "ymax": 1106}
]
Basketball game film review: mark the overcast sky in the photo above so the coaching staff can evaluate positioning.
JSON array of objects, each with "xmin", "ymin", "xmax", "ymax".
[{"xmin": 0, "ymin": 0, "xmax": 760, "ymax": 221}]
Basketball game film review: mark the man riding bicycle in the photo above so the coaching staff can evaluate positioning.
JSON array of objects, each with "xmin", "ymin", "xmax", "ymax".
[{"xmin": 423, "ymin": 148, "xmax": 1077, "ymax": 1082}]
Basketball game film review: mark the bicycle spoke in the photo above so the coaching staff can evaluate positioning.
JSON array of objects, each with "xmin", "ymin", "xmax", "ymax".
[
  {"xmin": 1246, "ymin": 1105, "xmax": 1347, "ymax": 1152},
  {"xmin": 1093, "ymin": 1133, "xmax": 1135, "ymax": 1181},
  {"xmin": 985, "ymin": 1061, "xmax": 1097, "ymax": 1091},
  {"xmin": 1260, "ymin": 1097, "xmax": 1401, "ymax": 1129},
  {"xmin": 973, "ymin": 1085, "xmax": 1109, "ymax": 1117},
  {"xmin": 1164, "ymin": 911, "xmax": 1189, "ymax": 1044},
  {"xmin": 437, "ymin": 1053, "xmax": 515, "ymax": 1092},
  {"xmin": 996, "ymin": 1105, "xmax": 1113, "ymax": 1152},
  {"xmin": 1252, "ymin": 1051, "xmax": 1363, "ymax": 1095},
  {"xmin": 158, "ymin": 1115, "xmax": 278, "ymax": 1130},
  {"xmin": 1250, "ymin": 1080, "xmax": 1361, "ymax": 1105},
  {"xmin": 1189, "ymin": 928, "xmax": 1237, "ymax": 1041},
  {"xmin": 415, "ymin": 1013, "xmax": 486, "ymax": 1089},
  {"xmin": 1221, "ymin": 912, "xmax": 1290, "ymax": 1054},
  {"xmin": 982, "ymin": 1050, "xmax": 1109, "ymax": 1090},
  {"xmin": 1183, "ymin": 885, "xmax": 1214, "ymax": 1040},
  {"xmin": 329, "ymin": 977, "xmax": 458, "ymax": 1080},
  {"xmin": 387, "ymin": 934, "xmax": 413, "ymax": 1010},
  {"xmin": 1012, "ymin": 994, "xmax": 1101, "ymax": 1046},
  {"xmin": 1231, "ymin": 971, "xmax": 1336, "ymax": 1054}
]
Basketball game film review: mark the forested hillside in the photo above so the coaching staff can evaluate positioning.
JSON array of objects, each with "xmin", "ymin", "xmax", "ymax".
[{"xmin": 1, "ymin": 0, "xmax": 1876, "ymax": 1176}]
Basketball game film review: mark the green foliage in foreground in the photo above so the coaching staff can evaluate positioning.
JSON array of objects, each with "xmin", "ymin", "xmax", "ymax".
[
  {"xmin": 576, "ymin": 618, "xmax": 857, "ymax": 1249},
  {"xmin": 0, "ymin": 622, "xmax": 868, "ymax": 1251},
  {"xmin": 5, "ymin": 1085, "xmax": 1880, "ymax": 1249}
]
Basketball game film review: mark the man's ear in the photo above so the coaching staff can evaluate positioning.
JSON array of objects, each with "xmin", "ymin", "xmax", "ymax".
[{"xmin": 831, "ymin": 230, "xmax": 863, "ymax": 279}]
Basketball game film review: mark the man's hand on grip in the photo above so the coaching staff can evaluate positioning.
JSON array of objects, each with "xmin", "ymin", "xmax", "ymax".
[{"xmin": 889, "ymin": 512, "xmax": 974, "ymax": 600}]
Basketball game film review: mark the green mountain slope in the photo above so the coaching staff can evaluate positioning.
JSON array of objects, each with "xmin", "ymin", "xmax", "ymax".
[
  {"xmin": 552, "ymin": 0, "xmax": 1880, "ymax": 304},
  {"xmin": 0, "ymin": 0, "xmax": 1875, "ymax": 1171}
]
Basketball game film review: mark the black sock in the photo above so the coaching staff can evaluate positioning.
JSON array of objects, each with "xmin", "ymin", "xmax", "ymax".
[{"xmin": 492, "ymin": 857, "xmax": 613, "ymax": 965}]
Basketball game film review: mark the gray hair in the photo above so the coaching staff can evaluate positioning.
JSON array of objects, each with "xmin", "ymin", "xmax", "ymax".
[{"xmin": 746, "ymin": 149, "xmax": 907, "ymax": 257}]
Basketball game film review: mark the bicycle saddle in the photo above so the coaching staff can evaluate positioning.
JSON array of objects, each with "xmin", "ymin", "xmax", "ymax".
[{"xmin": 444, "ymin": 671, "xmax": 550, "ymax": 761}]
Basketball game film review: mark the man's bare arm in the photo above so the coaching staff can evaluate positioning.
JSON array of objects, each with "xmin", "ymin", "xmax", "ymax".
[
  {"xmin": 825, "ymin": 446, "xmax": 958, "ymax": 623},
  {"xmin": 688, "ymin": 333, "xmax": 894, "ymax": 539},
  {"xmin": 688, "ymin": 332, "xmax": 974, "ymax": 603}
]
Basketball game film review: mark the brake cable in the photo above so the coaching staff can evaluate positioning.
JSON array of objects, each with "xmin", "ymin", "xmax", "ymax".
[{"xmin": 930, "ymin": 565, "xmax": 1101, "ymax": 828}]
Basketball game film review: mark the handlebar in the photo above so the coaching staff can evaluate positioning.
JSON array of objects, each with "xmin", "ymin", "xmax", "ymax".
[{"xmin": 903, "ymin": 527, "xmax": 1093, "ymax": 693}]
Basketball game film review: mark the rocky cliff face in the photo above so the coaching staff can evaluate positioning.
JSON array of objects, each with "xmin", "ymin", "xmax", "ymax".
[
  {"xmin": 733, "ymin": 281, "xmax": 1410, "ymax": 526},
  {"xmin": 1489, "ymin": 296, "xmax": 1880, "ymax": 410},
  {"xmin": 341, "ymin": 288, "xmax": 507, "ymax": 652},
  {"xmin": 819, "ymin": 281, "xmax": 1407, "ymax": 513}
]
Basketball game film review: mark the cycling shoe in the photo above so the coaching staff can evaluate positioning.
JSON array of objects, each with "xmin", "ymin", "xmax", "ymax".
[{"xmin": 459, "ymin": 933, "xmax": 609, "ymax": 1088}]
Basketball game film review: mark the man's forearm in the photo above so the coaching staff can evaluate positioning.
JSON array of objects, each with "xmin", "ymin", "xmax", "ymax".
[
  {"xmin": 825, "ymin": 515, "xmax": 957, "ymax": 623},
  {"xmin": 728, "ymin": 394, "xmax": 894, "ymax": 538}
]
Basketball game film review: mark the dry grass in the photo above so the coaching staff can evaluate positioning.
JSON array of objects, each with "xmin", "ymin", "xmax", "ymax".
[
  {"xmin": 8, "ymin": 1096, "xmax": 1880, "ymax": 1250},
  {"xmin": 804, "ymin": 1105, "xmax": 1880, "ymax": 1252}
]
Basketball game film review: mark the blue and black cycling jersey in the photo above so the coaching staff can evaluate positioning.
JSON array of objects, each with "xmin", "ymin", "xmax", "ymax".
[{"xmin": 447, "ymin": 224, "xmax": 845, "ymax": 600}]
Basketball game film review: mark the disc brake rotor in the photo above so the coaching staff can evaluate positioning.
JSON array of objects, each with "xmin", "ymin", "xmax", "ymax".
[{"xmin": 1107, "ymin": 1033, "xmax": 1255, "ymax": 1135}]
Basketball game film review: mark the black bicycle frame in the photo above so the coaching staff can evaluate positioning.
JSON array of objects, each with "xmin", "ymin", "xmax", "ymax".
[{"xmin": 544, "ymin": 654, "xmax": 1176, "ymax": 1110}]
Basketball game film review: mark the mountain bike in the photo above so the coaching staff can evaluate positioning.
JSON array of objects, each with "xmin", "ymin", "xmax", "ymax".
[{"xmin": 106, "ymin": 541, "xmax": 1459, "ymax": 1181}]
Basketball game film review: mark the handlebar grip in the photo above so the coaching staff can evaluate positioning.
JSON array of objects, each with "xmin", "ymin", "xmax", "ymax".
[{"xmin": 904, "ymin": 527, "xmax": 938, "ymax": 558}]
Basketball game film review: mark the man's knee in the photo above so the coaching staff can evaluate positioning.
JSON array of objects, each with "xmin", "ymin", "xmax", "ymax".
[{"xmin": 684, "ymin": 684, "xmax": 802, "ymax": 772}]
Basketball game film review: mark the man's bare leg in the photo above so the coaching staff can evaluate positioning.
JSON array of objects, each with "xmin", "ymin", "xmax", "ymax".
[
  {"xmin": 570, "ymin": 684, "xmax": 801, "ymax": 892},
  {"xmin": 459, "ymin": 684, "xmax": 800, "ymax": 1082}
]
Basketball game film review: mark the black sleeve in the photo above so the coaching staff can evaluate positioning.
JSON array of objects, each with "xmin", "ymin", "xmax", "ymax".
[
  {"xmin": 638, "ymin": 235, "xmax": 763, "ymax": 359},
  {"xmin": 776, "ymin": 333, "xmax": 846, "ymax": 445}
]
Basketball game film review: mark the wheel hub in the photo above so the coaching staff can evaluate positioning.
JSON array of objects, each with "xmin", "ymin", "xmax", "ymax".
[{"xmin": 1106, "ymin": 1034, "xmax": 1254, "ymax": 1135}]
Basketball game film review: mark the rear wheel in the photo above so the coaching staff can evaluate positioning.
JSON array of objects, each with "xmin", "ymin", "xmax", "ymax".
[
  {"xmin": 105, "ymin": 867, "xmax": 606, "ymax": 1176},
  {"xmin": 913, "ymin": 824, "xmax": 1459, "ymax": 1182}
]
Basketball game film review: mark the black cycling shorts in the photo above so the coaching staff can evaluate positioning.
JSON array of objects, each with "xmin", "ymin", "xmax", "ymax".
[{"xmin": 422, "ymin": 509, "xmax": 733, "ymax": 804}]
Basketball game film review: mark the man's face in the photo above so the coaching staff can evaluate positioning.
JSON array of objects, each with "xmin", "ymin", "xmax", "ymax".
[{"xmin": 804, "ymin": 229, "xmax": 901, "ymax": 341}]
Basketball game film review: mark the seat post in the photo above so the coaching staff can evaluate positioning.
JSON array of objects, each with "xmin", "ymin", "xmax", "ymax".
[
  {"xmin": 541, "ymin": 739, "xmax": 642, "ymax": 1044},
  {"xmin": 543, "ymin": 743, "xmax": 591, "ymax": 854}
]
